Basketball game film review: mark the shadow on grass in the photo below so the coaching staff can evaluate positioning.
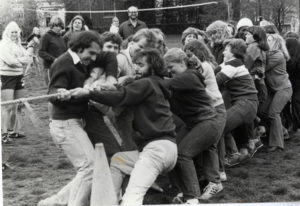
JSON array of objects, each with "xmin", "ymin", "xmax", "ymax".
[
  {"xmin": 56, "ymin": 160, "xmax": 72, "ymax": 169},
  {"xmin": 272, "ymin": 187, "xmax": 288, "ymax": 195}
]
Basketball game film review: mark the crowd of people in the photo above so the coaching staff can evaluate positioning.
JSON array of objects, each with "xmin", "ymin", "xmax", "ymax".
[{"xmin": 1, "ymin": 5, "xmax": 300, "ymax": 206}]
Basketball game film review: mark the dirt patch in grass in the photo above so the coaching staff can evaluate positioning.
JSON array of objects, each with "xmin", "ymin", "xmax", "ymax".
[{"xmin": 2, "ymin": 36, "xmax": 300, "ymax": 205}]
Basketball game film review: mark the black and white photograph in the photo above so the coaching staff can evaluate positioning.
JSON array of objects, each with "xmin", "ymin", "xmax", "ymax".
[{"xmin": 0, "ymin": 0, "xmax": 300, "ymax": 205}]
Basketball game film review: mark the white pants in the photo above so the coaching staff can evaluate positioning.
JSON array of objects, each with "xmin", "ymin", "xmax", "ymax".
[
  {"xmin": 110, "ymin": 140, "xmax": 177, "ymax": 205},
  {"xmin": 48, "ymin": 119, "xmax": 95, "ymax": 206}
]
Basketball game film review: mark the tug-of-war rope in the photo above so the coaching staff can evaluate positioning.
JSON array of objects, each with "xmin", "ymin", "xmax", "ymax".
[
  {"xmin": 0, "ymin": 93, "xmax": 59, "ymax": 106},
  {"xmin": 1, "ymin": 94, "xmax": 123, "ymax": 145},
  {"xmin": 26, "ymin": 1, "xmax": 218, "ymax": 13}
]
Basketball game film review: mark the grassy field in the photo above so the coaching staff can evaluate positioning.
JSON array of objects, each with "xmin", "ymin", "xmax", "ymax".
[{"xmin": 2, "ymin": 35, "xmax": 300, "ymax": 205}]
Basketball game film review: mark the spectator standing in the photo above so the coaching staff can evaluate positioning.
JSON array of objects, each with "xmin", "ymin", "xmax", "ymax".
[
  {"xmin": 63, "ymin": 15, "xmax": 87, "ymax": 46},
  {"xmin": 110, "ymin": 16, "xmax": 120, "ymax": 34},
  {"xmin": 38, "ymin": 16, "xmax": 67, "ymax": 85},
  {"xmin": 0, "ymin": 21, "xmax": 30, "ymax": 142},
  {"xmin": 119, "ymin": 6, "xmax": 147, "ymax": 40},
  {"xmin": 25, "ymin": 27, "xmax": 41, "ymax": 76}
]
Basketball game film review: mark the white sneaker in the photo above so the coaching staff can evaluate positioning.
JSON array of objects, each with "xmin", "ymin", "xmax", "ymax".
[
  {"xmin": 219, "ymin": 171, "xmax": 227, "ymax": 182},
  {"xmin": 185, "ymin": 198, "xmax": 199, "ymax": 204},
  {"xmin": 200, "ymin": 182, "xmax": 223, "ymax": 200}
]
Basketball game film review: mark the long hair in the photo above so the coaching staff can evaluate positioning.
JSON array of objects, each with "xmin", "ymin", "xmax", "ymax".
[
  {"xmin": 2, "ymin": 21, "xmax": 22, "ymax": 45},
  {"xmin": 206, "ymin": 20, "xmax": 232, "ymax": 44},
  {"xmin": 268, "ymin": 33, "xmax": 290, "ymax": 61},
  {"xmin": 248, "ymin": 26, "xmax": 269, "ymax": 51},
  {"xmin": 184, "ymin": 39, "xmax": 217, "ymax": 68}
]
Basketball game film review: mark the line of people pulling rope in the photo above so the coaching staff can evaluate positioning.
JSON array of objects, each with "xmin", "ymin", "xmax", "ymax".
[{"xmin": 1, "ymin": 10, "xmax": 300, "ymax": 206}]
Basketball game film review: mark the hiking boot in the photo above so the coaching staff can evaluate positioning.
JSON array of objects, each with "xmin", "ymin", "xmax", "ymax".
[
  {"xmin": 200, "ymin": 182, "xmax": 223, "ymax": 200},
  {"xmin": 219, "ymin": 171, "xmax": 227, "ymax": 182}
]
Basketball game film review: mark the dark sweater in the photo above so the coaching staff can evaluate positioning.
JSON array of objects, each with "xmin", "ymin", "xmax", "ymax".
[
  {"xmin": 48, "ymin": 52, "xmax": 90, "ymax": 120},
  {"xmin": 166, "ymin": 69, "xmax": 216, "ymax": 128},
  {"xmin": 89, "ymin": 75, "xmax": 176, "ymax": 149},
  {"xmin": 39, "ymin": 30, "xmax": 67, "ymax": 68},
  {"xmin": 89, "ymin": 51, "xmax": 118, "ymax": 78},
  {"xmin": 119, "ymin": 19, "xmax": 147, "ymax": 39},
  {"xmin": 216, "ymin": 59, "xmax": 258, "ymax": 103}
]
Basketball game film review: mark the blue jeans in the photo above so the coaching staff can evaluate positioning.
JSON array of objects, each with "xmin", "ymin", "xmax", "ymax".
[
  {"xmin": 198, "ymin": 104, "xmax": 227, "ymax": 183},
  {"xmin": 170, "ymin": 115, "xmax": 221, "ymax": 199},
  {"xmin": 224, "ymin": 99, "xmax": 258, "ymax": 149},
  {"xmin": 260, "ymin": 87, "xmax": 293, "ymax": 148}
]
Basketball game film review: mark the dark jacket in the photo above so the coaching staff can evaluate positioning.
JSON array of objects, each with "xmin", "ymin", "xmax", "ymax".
[
  {"xmin": 119, "ymin": 19, "xmax": 147, "ymax": 39},
  {"xmin": 48, "ymin": 51, "xmax": 89, "ymax": 120},
  {"xmin": 265, "ymin": 50, "xmax": 291, "ymax": 92},
  {"xmin": 89, "ymin": 75, "xmax": 176, "ymax": 149},
  {"xmin": 166, "ymin": 69, "xmax": 216, "ymax": 128},
  {"xmin": 39, "ymin": 30, "xmax": 67, "ymax": 68},
  {"xmin": 286, "ymin": 38, "xmax": 300, "ymax": 89},
  {"xmin": 89, "ymin": 51, "xmax": 118, "ymax": 78},
  {"xmin": 210, "ymin": 42, "xmax": 225, "ymax": 65}
]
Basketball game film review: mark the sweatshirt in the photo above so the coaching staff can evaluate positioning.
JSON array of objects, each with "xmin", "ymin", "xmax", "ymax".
[
  {"xmin": 166, "ymin": 69, "xmax": 217, "ymax": 128},
  {"xmin": 89, "ymin": 75, "xmax": 176, "ymax": 149},
  {"xmin": 216, "ymin": 58, "xmax": 258, "ymax": 103},
  {"xmin": 0, "ymin": 39, "xmax": 29, "ymax": 76}
]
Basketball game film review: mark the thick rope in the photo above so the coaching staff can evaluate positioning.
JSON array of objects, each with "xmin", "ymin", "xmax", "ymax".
[{"xmin": 1, "ymin": 93, "xmax": 59, "ymax": 106}]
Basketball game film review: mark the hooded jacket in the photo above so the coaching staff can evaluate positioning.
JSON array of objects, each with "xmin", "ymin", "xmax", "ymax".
[{"xmin": 0, "ymin": 21, "xmax": 29, "ymax": 76}]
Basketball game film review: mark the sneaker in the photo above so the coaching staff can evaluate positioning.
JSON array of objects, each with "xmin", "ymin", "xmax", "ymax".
[
  {"xmin": 225, "ymin": 153, "xmax": 250, "ymax": 167},
  {"xmin": 200, "ymin": 182, "xmax": 223, "ymax": 200},
  {"xmin": 219, "ymin": 171, "xmax": 227, "ymax": 182},
  {"xmin": 225, "ymin": 153, "xmax": 241, "ymax": 167},
  {"xmin": 2, "ymin": 133, "xmax": 12, "ymax": 144},
  {"xmin": 172, "ymin": 193, "xmax": 184, "ymax": 204},
  {"xmin": 9, "ymin": 132, "xmax": 25, "ymax": 138},
  {"xmin": 185, "ymin": 198, "xmax": 199, "ymax": 204}
]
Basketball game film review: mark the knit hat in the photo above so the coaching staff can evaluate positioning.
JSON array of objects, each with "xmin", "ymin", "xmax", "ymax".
[
  {"xmin": 181, "ymin": 27, "xmax": 198, "ymax": 44},
  {"xmin": 236, "ymin": 18, "xmax": 253, "ymax": 31}
]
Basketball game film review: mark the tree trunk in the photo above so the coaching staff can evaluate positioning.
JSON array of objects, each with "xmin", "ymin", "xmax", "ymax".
[{"xmin": 232, "ymin": 0, "xmax": 241, "ymax": 21}]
